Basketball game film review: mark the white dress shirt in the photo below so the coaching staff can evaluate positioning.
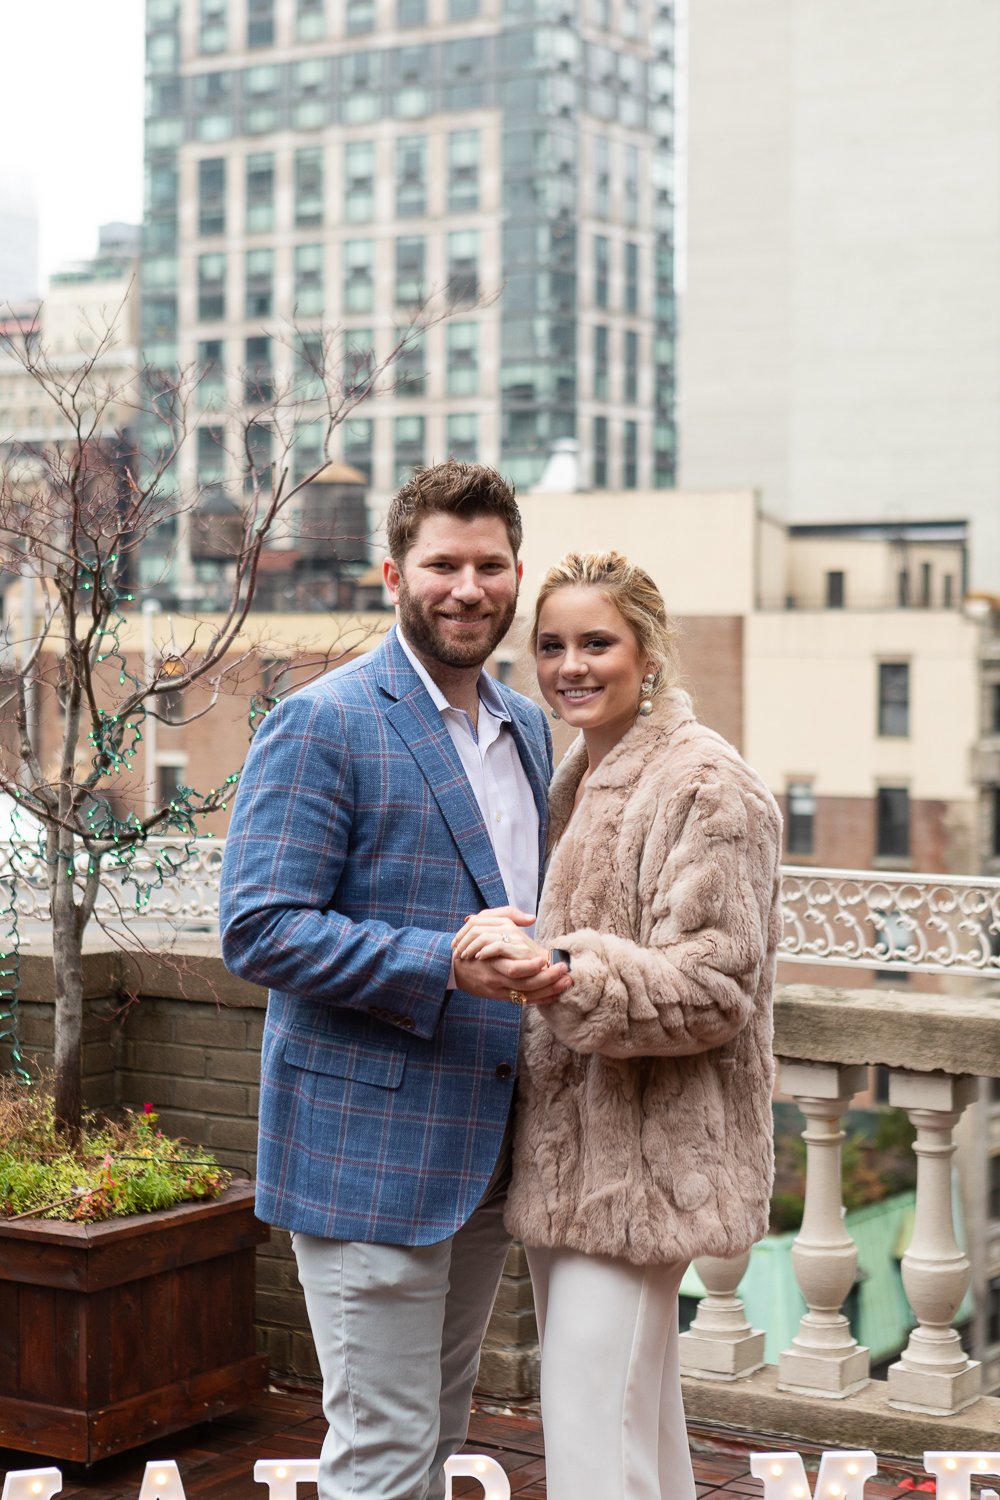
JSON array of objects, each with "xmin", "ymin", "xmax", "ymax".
[{"xmin": 396, "ymin": 628, "xmax": 540, "ymax": 924}]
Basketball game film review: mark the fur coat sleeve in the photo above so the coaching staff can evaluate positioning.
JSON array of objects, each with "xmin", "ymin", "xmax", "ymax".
[{"xmin": 542, "ymin": 753, "xmax": 777, "ymax": 1060}]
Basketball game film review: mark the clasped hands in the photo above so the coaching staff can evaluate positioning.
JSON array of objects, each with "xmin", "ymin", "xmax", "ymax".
[{"xmin": 451, "ymin": 906, "xmax": 572, "ymax": 1005}]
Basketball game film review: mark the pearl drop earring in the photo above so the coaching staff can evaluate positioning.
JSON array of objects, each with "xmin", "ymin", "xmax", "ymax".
[
  {"xmin": 550, "ymin": 707, "xmax": 560, "ymax": 720},
  {"xmin": 638, "ymin": 672, "xmax": 656, "ymax": 717}
]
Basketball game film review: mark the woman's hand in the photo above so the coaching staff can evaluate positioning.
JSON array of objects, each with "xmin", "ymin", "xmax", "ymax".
[
  {"xmin": 452, "ymin": 907, "xmax": 548, "ymax": 964},
  {"xmin": 451, "ymin": 906, "xmax": 572, "ymax": 1004}
]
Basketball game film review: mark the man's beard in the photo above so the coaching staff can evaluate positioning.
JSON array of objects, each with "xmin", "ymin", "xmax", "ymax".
[{"xmin": 396, "ymin": 576, "xmax": 518, "ymax": 670}]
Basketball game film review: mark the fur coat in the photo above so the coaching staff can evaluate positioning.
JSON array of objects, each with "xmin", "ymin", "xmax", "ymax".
[{"xmin": 505, "ymin": 688, "xmax": 783, "ymax": 1266}]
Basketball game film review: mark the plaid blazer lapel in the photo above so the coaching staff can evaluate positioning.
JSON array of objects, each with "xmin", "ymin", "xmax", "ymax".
[
  {"xmin": 501, "ymin": 694, "xmax": 550, "ymax": 877},
  {"xmin": 378, "ymin": 633, "xmax": 510, "ymax": 911}
]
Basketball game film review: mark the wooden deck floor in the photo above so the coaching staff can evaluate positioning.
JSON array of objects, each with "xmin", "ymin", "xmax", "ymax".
[{"xmin": 0, "ymin": 1385, "xmax": 936, "ymax": 1499}]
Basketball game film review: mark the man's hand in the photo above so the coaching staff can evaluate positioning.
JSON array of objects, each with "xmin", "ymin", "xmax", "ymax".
[
  {"xmin": 453, "ymin": 949, "xmax": 571, "ymax": 1005},
  {"xmin": 451, "ymin": 906, "xmax": 571, "ymax": 1005}
]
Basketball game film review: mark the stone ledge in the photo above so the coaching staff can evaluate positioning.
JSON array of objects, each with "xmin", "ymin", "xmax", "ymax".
[
  {"xmin": 682, "ymin": 1363, "xmax": 1000, "ymax": 1461},
  {"xmin": 774, "ymin": 982, "xmax": 1000, "ymax": 1077}
]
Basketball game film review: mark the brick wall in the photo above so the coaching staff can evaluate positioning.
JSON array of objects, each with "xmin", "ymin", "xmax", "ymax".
[
  {"xmin": 3, "ymin": 950, "xmax": 538, "ymax": 1399},
  {"xmin": 780, "ymin": 793, "xmax": 978, "ymax": 874}
]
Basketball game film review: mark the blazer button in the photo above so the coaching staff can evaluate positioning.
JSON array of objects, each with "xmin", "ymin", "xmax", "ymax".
[
  {"xmin": 495, "ymin": 1063, "xmax": 513, "ymax": 1080},
  {"xmin": 399, "ymin": 1016, "xmax": 416, "ymax": 1030}
]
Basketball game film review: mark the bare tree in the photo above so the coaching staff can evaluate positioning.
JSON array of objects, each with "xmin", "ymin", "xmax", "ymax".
[{"xmin": 0, "ymin": 302, "xmax": 436, "ymax": 1136}]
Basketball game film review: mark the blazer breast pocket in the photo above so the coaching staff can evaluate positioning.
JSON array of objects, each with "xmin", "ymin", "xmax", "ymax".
[{"xmin": 283, "ymin": 1031, "xmax": 407, "ymax": 1089}]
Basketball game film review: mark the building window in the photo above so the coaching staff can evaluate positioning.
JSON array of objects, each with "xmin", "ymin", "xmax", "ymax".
[
  {"xmin": 245, "ymin": 248, "xmax": 274, "ymax": 318},
  {"xmin": 992, "ymin": 683, "xmax": 1000, "ymax": 734},
  {"xmin": 398, "ymin": 0, "xmax": 426, "ymax": 23},
  {"xmin": 245, "ymin": 421, "xmax": 272, "ymax": 494},
  {"xmin": 244, "ymin": 64, "xmax": 279, "ymax": 134},
  {"xmin": 446, "ymin": 322, "xmax": 478, "ymax": 396},
  {"xmin": 990, "ymin": 1154, "xmax": 1000, "ymax": 1222},
  {"xmin": 295, "ymin": 147, "xmax": 324, "ymax": 228},
  {"xmin": 293, "ymin": 244, "xmax": 324, "ymax": 317},
  {"xmin": 594, "ymin": 135, "xmax": 609, "ymax": 220},
  {"xmin": 344, "ymin": 141, "xmax": 375, "ymax": 223},
  {"xmin": 449, "ymin": 0, "xmax": 479, "ymax": 15},
  {"xmin": 244, "ymin": 335, "xmax": 273, "ymax": 404},
  {"xmin": 898, "ymin": 569, "xmax": 910, "ymax": 607},
  {"xmin": 623, "ymin": 420, "xmax": 638, "ymax": 488},
  {"xmin": 295, "ymin": 332, "xmax": 325, "ymax": 396},
  {"xmin": 447, "ymin": 412, "xmax": 478, "ymax": 462},
  {"xmin": 344, "ymin": 240, "xmax": 375, "ymax": 313},
  {"xmin": 623, "ymin": 144, "xmax": 640, "ymax": 226},
  {"xmin": 878, "ymin": 663, "xmax": 910, "ymax": 738},
  {"xmin": 346, "ymin": 0, "xmax": 375, "ymax": 34},
  {"xmin": 989, "ymin": 1276, "xmax": 1000, "ymax": 1347},
  {"xmin": 342, "ymin": 51, "xmax": 379, "ymax": 121},
  {"xmin": 247, "ymin": 0, "xmax": 274, "ymax": 47},
  {"xmin": 992, "ymin": 786, "xmax": 1000, "ymax": 859},
  {"xmin": 943, "ymin": 574, "xmax": 954, "ymax": 607},
  {"xmin": 593, "ymin": 325, "xmax": 609, "ymax": 399},
  {"xmin": 397, "ymin": 136, "xmax": 428, "ymax": 217},
  {"xmin": 199, "ymin": 0, "xmax": 227, "ymax": 52},
  {"xmin": 245, "ymin": 152, "xmax": 274, "ymax": 233},
  {"xmin": 594, "ymin": 235, "xmax": 609, "ymax": 309},
  {"xmin": 625, "ymin": 241, "xmax": 639, "ymax": 314},
  {"xmin": 391, "ymin": 45, "xmax": 430, "ymax": 117},
  {"xmin": 296, "ymin": 0, "xmax": 325, "ymax": 40},
  {"xmin": 447, "ymin": 230, "xmax": 479, "ymax": 305},
  {"xmin": 158, "ymin": 762, "xmax": 188, "ymax": 804},
  {"xmin": 447, "ymin": 130, "xmax": 479, "ymax": 213},
  {"xmin": 653, "ymin": 421, "xmax": 674, "ymax": 489},
  {"xmin": 395, "ymin": 330, "xmax": 426, "ymax": 396},
  {"xmin": 826, "ymin": 570, "xmax": 845, "ymax": 608},
  {"xmin": 197, "ymin": 158, "xmax": 226, "ymax": 236},
  {"xmin": 342, "ymin": 327, "xmax": 375, "ymax": 394},
  {"xmin": 876, "ymin": 786, "xmax": 910, "ymax": 860},
  {"xmin": 394, "ymin": 415, "xmax": 425, "ymax": 485},
  {"xmin": 395, "ymin": 236, "xmax": 425, "ymax": 307},
  {"xmin": 197, "ymin": 338, "xmax": 225, "ymax": 409},
  {"xmin": 624, "ymin": 329, "xmax": 638, "ymax": 403},
  {"xmin": 197, "ymin": 252, "xmax": 226, "ymax": 321},
  {"xmin": 292, "ymin": 57, "xmax": 328, "ymax": 128},
  {"xmin": 442, "ymin": 37, "xmax": 483, "ymax": 109},
  {"xmin": 593, "ymin": 415, "xmax": 608, "ymax": 488},
  {"xmin": 197, "ymin": 424, "xmax": 226, "ymax": 485},
  {"xmin": 920, "ymin": 561, "xmax": 932, "ymax": 607},
  {"xmin": 786, "ymin": 782, "xmax": 815, "ymax": 857},
  {"xmin": 343, "ymin": 416, "xmax": 373, "ymax": 480}
]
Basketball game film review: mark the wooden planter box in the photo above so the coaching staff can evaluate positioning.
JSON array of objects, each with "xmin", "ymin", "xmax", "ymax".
[{"xmin": 0, "ymin": 1181, "xmax": 270, "ymax": 1464}]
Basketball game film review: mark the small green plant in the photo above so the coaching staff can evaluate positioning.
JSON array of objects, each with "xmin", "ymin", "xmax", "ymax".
[{"xmin": 0, "ymin": 1075, "xmax": 230, "ymax": 1222}]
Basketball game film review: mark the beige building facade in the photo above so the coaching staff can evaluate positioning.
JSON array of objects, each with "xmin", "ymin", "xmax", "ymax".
[{"xmin": 678, "ymin": 0, "xmax": 1000, "ymax": 589}]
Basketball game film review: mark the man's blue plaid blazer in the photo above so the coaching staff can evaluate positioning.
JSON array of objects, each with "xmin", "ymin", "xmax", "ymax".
[{"xmin": 220, "ymin": 627, "xmax": 553, "ymax": 1245}]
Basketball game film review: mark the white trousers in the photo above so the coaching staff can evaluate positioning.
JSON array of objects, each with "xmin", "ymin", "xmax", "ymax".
[
  {"xmin": 526, "ymin": 1246, "xmax": 697, "ymax": 1500},
  {"xmin": 292, "ymin": 1187, "xmax": 510, "ymax": 1500}
]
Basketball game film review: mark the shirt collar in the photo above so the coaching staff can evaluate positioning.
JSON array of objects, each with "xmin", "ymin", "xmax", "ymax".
[{"xmin": 395, "ymin": 626, "xmax": 511, "ymax": 724}]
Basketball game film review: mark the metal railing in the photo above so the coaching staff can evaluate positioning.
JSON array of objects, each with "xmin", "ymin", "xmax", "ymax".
[{"xmin": 3, "ymin": 841, "xmax": 1000, "ymax": 978}]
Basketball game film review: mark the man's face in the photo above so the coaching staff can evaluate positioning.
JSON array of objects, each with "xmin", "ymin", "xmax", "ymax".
[{"xmin": 384, "ymin": 512, "xmax": 522, "ymax": 671}]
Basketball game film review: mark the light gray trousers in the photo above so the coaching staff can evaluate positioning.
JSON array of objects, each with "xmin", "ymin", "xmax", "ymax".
[
  {"xmin": 292, "ymin": 1176, "xmax": 510, "ymax": 1500},
  {"xmin": 526, "ymin": 1245, "xmax": 697, "ymax": 1500}
]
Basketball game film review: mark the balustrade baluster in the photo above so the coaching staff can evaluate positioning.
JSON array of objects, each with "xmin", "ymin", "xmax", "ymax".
[
  {"xmin": 777, "ymin": 1061, "xmax": 870, "ymax": 1398},
  {"xmin": 678, "ymin": 1250, "xmax": 765, "ymax": 1380},
  {"xmin": 886, "ymin": 1069, "xmax": 980, "ymax": 1415}
]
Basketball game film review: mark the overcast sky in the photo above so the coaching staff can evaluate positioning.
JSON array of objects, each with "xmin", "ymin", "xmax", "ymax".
[{"xmin": 1, "ymin": 2, "xmax": 145, "ymax": 286}]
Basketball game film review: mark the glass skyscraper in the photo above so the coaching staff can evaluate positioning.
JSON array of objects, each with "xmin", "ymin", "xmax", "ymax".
[{"xmin": 141, "ymin": 0, "xmax": 675, "ymax": 593}]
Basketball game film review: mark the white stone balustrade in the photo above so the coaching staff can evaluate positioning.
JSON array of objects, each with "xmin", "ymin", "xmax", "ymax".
[
  {"xmin": 678, "ymin": 1249, "xmax": 765, "ymax": 1380},
  {"xmin": 886, "ymin": 1070, "xmax": 980, "ymax": 1415},
  {"xmin": 776, "ymin": 1062, "xmax": 870, "ymax": 1398}
]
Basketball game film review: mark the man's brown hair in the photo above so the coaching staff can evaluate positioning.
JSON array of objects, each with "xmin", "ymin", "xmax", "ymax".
[{"xmin": 386, "ymin": 460, "xmax": 522, "ymax": 563}]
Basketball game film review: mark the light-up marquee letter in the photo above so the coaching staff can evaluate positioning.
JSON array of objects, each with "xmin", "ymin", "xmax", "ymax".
[
  {"xmin": 0, "ymin": 1469, "xmax": 62, "ymax": 1500},
  {"xmin": 750, "ymin": 1450, "xmax": 877, "ymax": 1500},
  {"xmin": 137, "ymin": 1463, "xmax": 187, "ymax": 1500},
  {"xmin": 254, "ymin": 1460, "xmax": 320, "ymax": 1500},
  {"xmin": 443, "ymin": 1454, "xmax": 511, "ymax": 1499},
  {"xmin": 924, "ymin": 1452, "xmax": 1000, "ymax": 1500}
]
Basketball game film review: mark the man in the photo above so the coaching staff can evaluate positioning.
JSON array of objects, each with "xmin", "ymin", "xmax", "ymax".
[{"xmin": 220, "ymin": 461, "xmax": 570, "ymax": 1500}]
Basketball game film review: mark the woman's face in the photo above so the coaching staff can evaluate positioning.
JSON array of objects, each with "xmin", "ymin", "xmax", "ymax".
[{"xmin": 535, "ymin": 586, "xmax": 651, "ymax": 741}]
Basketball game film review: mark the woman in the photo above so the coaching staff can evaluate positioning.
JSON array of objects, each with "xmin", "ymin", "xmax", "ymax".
[{"xmin": 453, "ymin": 552, "xmax": 782, "ymax": 1500}]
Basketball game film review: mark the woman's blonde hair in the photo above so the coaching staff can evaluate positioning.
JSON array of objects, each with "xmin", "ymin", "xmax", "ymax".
[{"xmin": 529, "ymin": 551, "xmax": 680, "ymax": 691}]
